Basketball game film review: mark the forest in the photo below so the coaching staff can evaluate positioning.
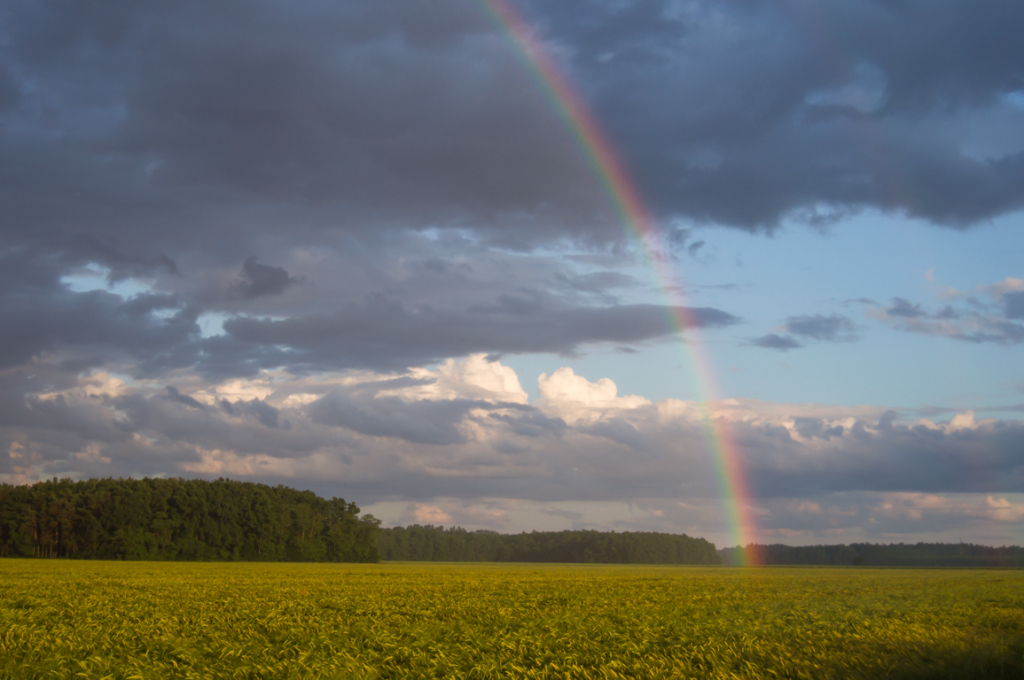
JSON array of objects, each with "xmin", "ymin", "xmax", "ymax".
[
  {"xmin": 377, "ymin": 524, "xmax": 721, "ymax": 564},
  {"xmin": 8, "ymin": 477, "xmax": 1018, "ymax": 568},
  {"xmin": 0, "ymin": 477, "xmax": 379, "ymax": 562},
  {"xmin": 719, "ymin": 542, "xmax": 1024, "ymax": 567}
]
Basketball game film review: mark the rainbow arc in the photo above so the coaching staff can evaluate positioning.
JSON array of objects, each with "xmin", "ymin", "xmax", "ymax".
[{"xmin": 477, "ymin": 0, "xmax": 761, "ymax": 564}]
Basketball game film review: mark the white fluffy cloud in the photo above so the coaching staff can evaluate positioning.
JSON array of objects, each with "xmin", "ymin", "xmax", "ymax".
[
  {"xmin": 400, "ymin": 355, "xmax": 529, "ymax": 404},
  {"xmin": 537, "ymin": 367, "xmax": 649, "ymax": 423}
]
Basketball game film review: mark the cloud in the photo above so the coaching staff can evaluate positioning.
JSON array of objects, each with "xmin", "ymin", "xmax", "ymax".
[
  {"xmin": 0, "ymin": 0, "xmax": 615, "ymax": 252},
  {"xmin": 404, "ymin": 355, "xmax": 529, "ymax": 405},
  {"xmin": 221, "ymin": 398, "xmax": 283, "ymax": 429},
  {"xmin": 4, "ymin": 356, "xmax": 1023, "ymax": 544},
  {"xmin": 208, "ymin": 298, "xmax": 738, "ymax": 374},
  {"xmin": 867, "ymin": 280, "xmax": 1024, "ymax": 344},
  {"xmin": 980, "ymin": 277, "xmax": 1024, "ymax": 300},
  {"xmin": 65, "ymin": 236, "xmax": 180, "ymax": 281},
  {"xmin": 785, "ymin": 314, "xmax": 857, "ymax": 341},
  {"xmin": 405, "ymin": 504, "xmax": 453, "ymax": 525},
  {"xmin": 309, "ymin": 390, "xmax": 504, "ymax": 447},
  {"xmin": 749, "ymin": 313, "xmax": 857, "ymax": 351},
  {"xmin": 886, "ymin": 298, "xmax": 926, "ymax": 319},
  {"xmin": 0, "ymin": 243, "xmax": 740, "ymax": 381},
  {"xmin": 539, "ymin": 368, "xmax": 618, "ymax": 405},
  {"xmin": 163, "ymin": 386, "xmax": 205, "ymax": 410},
  {"xmin": 527, "ymin": 0, "xmax": 1024, "ymax": 230},
  {"xmin": 749, "ymin": 334, "xmax": 803, "ymax": 351},
  {"xmin": 7, "ymin": 357, "xmax": 1021, "ymax": 499},
  {"xmin": 792, "ymin": 417, "xmax": 845, "ymax": 440},
  {"xmin": 1, "ymin": 0, "xmax": 1022, "ymax": 263},
  {"xmin": 237, "ymin": 256, "xmax": 297, "ymax": 299},
  {"xmin": 535, "ymin": 367, "xmax": 650, "ymax": 429},
  {"xmin": 1003, "ymin": 291, "xmax": 1024, "ymax": 319},
  {"xmin": 0, "ymin": 249, "xmax": 200, "ymax": 373}
]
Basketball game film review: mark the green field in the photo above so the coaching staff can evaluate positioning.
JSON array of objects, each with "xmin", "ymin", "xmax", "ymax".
[{"xmin": 1, "ymin": 561, "xmax": 1021, "ymax": 679}]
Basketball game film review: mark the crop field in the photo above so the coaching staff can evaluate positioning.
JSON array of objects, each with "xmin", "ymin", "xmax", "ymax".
[{"xmin": 1, "ymin": 561, "xmax": 1021, "ymax": 680}]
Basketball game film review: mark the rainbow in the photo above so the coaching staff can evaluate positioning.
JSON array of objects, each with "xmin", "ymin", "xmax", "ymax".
[{"xmin": 476, "ymin": 0, "xmax": 761, "ymax": 565}]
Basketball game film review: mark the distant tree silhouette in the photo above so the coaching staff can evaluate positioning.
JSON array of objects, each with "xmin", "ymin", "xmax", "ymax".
[
  {"xmin": 718, "ymin": 543, "xmax": 1024, "ymax": 567},
  {"xmin": 377, "ymin": 525, "xmax": 721, "ymax": 564}
]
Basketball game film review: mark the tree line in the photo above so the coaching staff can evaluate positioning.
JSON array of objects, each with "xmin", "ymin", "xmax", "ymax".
[
  {"xmin": 719, "ymin": 542, "xmax": 1024, "ymax": 567},
  {"xmin": 10, "ymin": 478, "xmax": 1018, "ymax": 568},
  {"xmin": 0, "ymin": 477, "xmax": 379, "ymax": 562},
  {"xmin": 377, "ymin": 525, "xmax": 721, "ymax": 564}
]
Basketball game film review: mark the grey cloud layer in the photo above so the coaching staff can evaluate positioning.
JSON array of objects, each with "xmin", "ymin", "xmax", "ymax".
[
  {"xmin": 2, "ymin": 0, "xmax": 1018, "ymax": 380},
  {"xmin": 217, "ymin": 298, "xmax": 738, "ymax": 373},
  {"xmin": 1, "ymin": 0, "xmax": 1022, "ymax": 262},
  {"xmin": 0, "ymin": 244, "xmax": 737, "ymax": 380},
  {"xmin": 0, "ymin": 0, "xmax": 610, "ymax": 254}
]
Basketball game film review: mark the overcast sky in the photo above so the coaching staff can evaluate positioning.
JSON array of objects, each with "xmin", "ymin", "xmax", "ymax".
[{"xmin": 2, "ymin": 0, "xmax": 1022, "ymax": 548}]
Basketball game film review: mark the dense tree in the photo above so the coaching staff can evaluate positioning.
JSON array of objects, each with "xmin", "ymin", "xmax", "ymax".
[
  {"xmin": 0, "ymin": 478, "xmax": 379, "ymax": 562},
  {"xmin": 718, "ymin": 543, "xmax": 1024, "ymax": 567},
  {"xmin": 377, "ymin": 525, "xmax": 721, "ymax": 565}
]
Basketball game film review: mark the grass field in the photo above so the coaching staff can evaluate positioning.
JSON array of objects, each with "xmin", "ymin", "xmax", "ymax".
[{"xmin": 1, "ymin": 560, "xmax": 1021, "ymax": 679}]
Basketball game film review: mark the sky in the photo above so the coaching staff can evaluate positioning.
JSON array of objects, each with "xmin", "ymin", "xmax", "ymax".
[{"xmin": 1, "ymin": 0, "xmax": 1023, "ymax": 548}]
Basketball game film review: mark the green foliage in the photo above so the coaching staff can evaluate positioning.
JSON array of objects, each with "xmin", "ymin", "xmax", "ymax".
[
  {"xmin": 1, "ymin": 561, "xmax": 1022, "ymax": 679},
  {"xmin": 0, "ymin": 477, "xmax": 379, "ymax": 562},
  {"xmin": 378, "ymin": 525, "xmax": 721, "ymax": 564}
]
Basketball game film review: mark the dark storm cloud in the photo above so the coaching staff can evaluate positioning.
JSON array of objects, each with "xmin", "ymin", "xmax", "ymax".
[
  {"xmin": 527, "ymin": 0, "xmax": 1024, "ymax": 229},
  {"xmin": 237, "ymin": 257, "xmax": 297, "ymax": 300},
  {"xmin": 0, "ymin": 64, "xmax": 20, "ymax": 110},
  {"xmin": 0, "ymin": 0, "xmax": 614, "ymax": 255},
  {"xmin": 1, "ymin": 0, "xmax": 1021, "ymax": 266}
]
